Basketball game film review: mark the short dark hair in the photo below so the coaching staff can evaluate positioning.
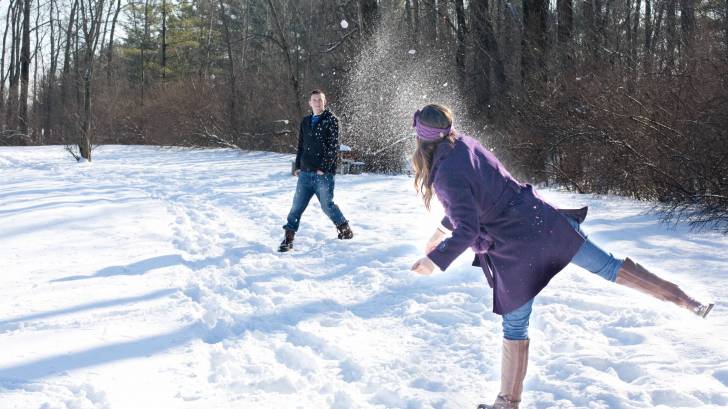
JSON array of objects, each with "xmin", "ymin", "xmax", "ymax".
[{"xmin": 310, "ymin": 89, "xmax": 326, "ymax": 98}]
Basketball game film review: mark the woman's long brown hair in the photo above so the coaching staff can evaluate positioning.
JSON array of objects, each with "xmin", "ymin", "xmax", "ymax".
[{"xmin": 412, "ymin": 104, "xmax": 456, "ymax": 210}]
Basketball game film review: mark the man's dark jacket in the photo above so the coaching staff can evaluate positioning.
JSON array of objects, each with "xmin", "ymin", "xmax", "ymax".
[{"xmin": 294, "ymin": 108, "xmax": 339, "ymax": 174}]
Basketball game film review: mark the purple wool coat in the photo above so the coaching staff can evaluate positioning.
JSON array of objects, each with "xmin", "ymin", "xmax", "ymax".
[{"xmin": 426, "ymin": 135, "xmax": 587, "ymax": 315}]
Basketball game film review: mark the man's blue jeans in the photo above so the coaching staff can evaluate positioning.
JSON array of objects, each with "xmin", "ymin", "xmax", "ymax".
[
  {"xmin": 501, "ymin": 215, "xmax": 625, "ymax": 340},
  {"xmin": 283, "ymin": 171, "xmax": 347, "ymax": 232}
]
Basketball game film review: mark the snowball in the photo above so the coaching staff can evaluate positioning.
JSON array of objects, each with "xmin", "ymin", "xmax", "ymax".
[{"xmin": 340, "ymin": 19, "xmax": 349, "ymax": 29}]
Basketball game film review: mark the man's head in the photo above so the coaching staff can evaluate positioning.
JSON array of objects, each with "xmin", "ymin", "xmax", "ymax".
[{"xmin": 309, "ymin": 90, "xmax": 326, "ymax": 115}]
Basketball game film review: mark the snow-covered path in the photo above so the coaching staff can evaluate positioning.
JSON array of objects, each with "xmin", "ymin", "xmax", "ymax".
[{"xmin": 1, "ymin": 146, "xmax": 727, "ymax": 409}]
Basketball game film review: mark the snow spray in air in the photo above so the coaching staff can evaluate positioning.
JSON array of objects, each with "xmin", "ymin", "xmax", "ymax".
[{"xmin": 337, "ymin": 7, "xmax": 475, "ymax": 173}]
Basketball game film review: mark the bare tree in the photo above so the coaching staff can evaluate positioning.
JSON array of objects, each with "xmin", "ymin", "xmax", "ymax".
[
  {"xmin": 6, "ymin": 1, "xmax": 20, "ymax": 130},
  {"xmin": 679, "ymin": 0, "xmax": 695, "ymax": 64},
  {"xmin": 412, "ymin": 0, "xmax": 420, "ymax": 44},
  {"xmin": 583, "ymin": 0, "xmax": 599, "ymax": 67},
  {"xmin": 61, "ymin": 0, "xmax": 78, "ymax": 103},
  {"xmin": 161, "ymin": 0, "xmax": 167, "ymax": 80},
  {"xmin": 106, "ymin": 0, "xmax": 121, "ymax": 80},
  {"xmin": 18, "ymin": 0, "xmax": 31, "ymax": 138},
  {"xmin": 521, "ymin": 0, "xmax": 548, "ymax": 87},
  {"xmin": 218, "ymin": 0, "xmax": 239, "ymax": 134},
  {"xmin": 471, "ymin": 0, "xmax": 505, "ymax": 113},
  {"xmin": 76, "ymin": 0, "xmax": 107, "ymax": 160},
  {"xmin": 665, "ymin": 0, "xmax": 677, "ymax": 70},
  {"xmin": 557, "ymin": 0, "xmax": 574, "ymax": 69},
  {"xmin": 437, "ymin": 0, "xmax": 453, "ymax": 45},
  {"xmin": 359, "ymin": 0, "xmax": 378, "ymax": 38},
  {"xmin": 1, "ymin": 0, "xmax": 14, "ymax": 129},
  {"xmin": 265, "ymin": 0, "xmax": 303, "ymax": 118},
  {"xmin": 725, "ymin": 0, "xmax": 728, "ymax": 59},
  {"xmin": 453, "ymin": 0, "xmax": 466, "ymax": 84}
]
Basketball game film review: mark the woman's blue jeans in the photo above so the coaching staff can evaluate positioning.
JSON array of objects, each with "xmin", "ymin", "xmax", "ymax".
[
  {"xmin": 283, "ymin": 171, "xmax": 347, "ymax": 232},
  {"xmin": 501, "ymin": 216, "xmax": 625, "ymax": 340}
]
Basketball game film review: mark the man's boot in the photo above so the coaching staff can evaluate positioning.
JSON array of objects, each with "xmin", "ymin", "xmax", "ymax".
[
  {"xmin": 616, "ymin": 257, "xmax": 714, "ymax": 318},
  {"xmin": 336, "ymin": 222, "xmax": 353, "ymax": 240},
  {"xmin": 477, "ymin": 339, "xmax": 530, "ymax": 409},
  {"xmin": 278, "ymin": 229, "xmax": 295, "ymax": 252}
]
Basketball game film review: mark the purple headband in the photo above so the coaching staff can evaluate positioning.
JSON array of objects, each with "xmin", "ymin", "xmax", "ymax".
[{"xmin": 412, "ymin": 109, "xmax": 452, "ymax": 141}]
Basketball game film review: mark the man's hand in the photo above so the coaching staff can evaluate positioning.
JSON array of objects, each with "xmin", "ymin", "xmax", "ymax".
[
  {"xmin": 294, "ymin": 169, "xmax": 301, "ymax": 177},
  {"xmin": 316, "ymin": 170, "xmax": 325, "ymax": 175},
  {"xmin": 425, "ymin": 228, "xmax": 447, "ymax": 254},
  {"xmin": 411, "ymin": 257, "xmax": 435, "ymax": 275}
]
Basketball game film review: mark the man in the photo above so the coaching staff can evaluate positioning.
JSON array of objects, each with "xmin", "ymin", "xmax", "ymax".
[{"xmin": 279, "ymin": 90, "xmax": 353, "ymax": 252}]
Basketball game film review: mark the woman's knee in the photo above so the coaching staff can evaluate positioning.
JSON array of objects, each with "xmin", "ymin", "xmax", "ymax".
[
  {"xmin": 501, "ymin": 299, "xmax": 533, "ymax": 340},
  {"xmin": 502, "ymin": 319, "xmax": 530, "ymax": 340},
  {"xmin": 571, "ymin": 238, "xmax": 624, "ymax": 282}
]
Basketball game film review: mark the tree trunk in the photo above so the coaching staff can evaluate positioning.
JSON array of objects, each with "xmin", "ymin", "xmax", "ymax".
[
  {"xmin": 624, "ymin": 0, "xmax": 632, "ymax": 58},
  {"xmin": 472, "ymin": 0, "xmax": 506, "ymax": 113},
  {"xmin": 557, "ymin": 0, "xmax": 574, "ymax": 69},
  {"xmin": 1, "ymin": 0, "xmax": 13, "ymax": 128},
  {"xmin": 665, "ymin": 0, "xmax": 677, "ymax": 70},
  {"xmin": 454, "ymin": 0, "xmax": 466, "ymax": 84},
  {"xmin": 78, "ymin": 0, "xmax": 106, "ymax": 161},
  {"xmin": 98, "ymin": 0, "xmax": 112, "ymax": 64},
  {"xmin": 679, "ymin": 0, "xmax": 695, "ymax": 63},
  {"xmin": 629, "ymin": 0, "xmax": 640, "ymax": 88},
  {"xmin": 265, "ymin": 0, "xmax": 302, "ymax": 118},
  {"xmin": 202, "ymin": 2, "xmax": 214, "ymax": 78},
  {"xmin": 61, "ymin": 0, "xmax": 78, "ymax": 103},
  {"xmin": 522, "ymin": 0, "xmax": 548, "ymax": 88},
  {"xmin": 32, "ymin": 0, "xmax": 40, "ymax": 141},
  {"xmin": 437, "ymin": 0, "xmax": 453, "ymax": 45},
  {"xmin": 405, "ymin": 0, "xmax": 413, "ymax": 44},
  {"xmin": 428, "ymin": 0, "xmax": 437, "ymax": 44},
  {"xmin": 412, "ymin": 0, "xmax": 420, "ymax": 45},
  {"xmin": 644, "ymin": 0, "xmax": 652, "ymax": 52},
  {"xmin": 141, "ymin": 0, "xmax": 149, "ymax": 108},
  {"xmin": 632, "ymin": 0, "xmax": 641, "ymax": 57},
  {"xmin": 652, "ymin": 0, "xmax": 665, "ymax": 73},
  {"xmin": 583, "ymin": 0, "xmax": 599, "ymax": 66},
  {"xmin": 106, "ymin": 0, "xmax": 121, "ymax": 81},
  {"xmin": 44, "ymin": 0, "xmax": 58, "ymax": 144},
  {"xmin": 219, "ymin": 0, "xmax": 238, "ymax": 133},
  {"xmin": 359, "ymin": 0, "xmax": 378, "ymax": 38},
  {"xmin": 162, "ymin": 0, "xmax": 167, "ymax": 80},
  {"xmin": 7, "ymin": 3, "xmax": 19, "ymax": 130},
  {"xmin": 725, "ymin": 0, "xmax": 728, "ymax": 60},
  {"xmin": 602, "ymin": 0, "xmax": 611, "ymax": 54}
]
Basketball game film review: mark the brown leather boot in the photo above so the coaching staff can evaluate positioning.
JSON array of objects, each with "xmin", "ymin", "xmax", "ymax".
[
  {"xmin": 336, "ymin": 222, "xmax": 353, "ymax": 240},
  {"xmin": 278, "ymin": 229, "xmax": 295, "ymax": 252},
  {"xmin": 478, "ymin": 339, "xmax": 530, "ymax": 409},
  {"xmin": 616, "ymin": 257, "xmax": 713, "ymax": 318}
]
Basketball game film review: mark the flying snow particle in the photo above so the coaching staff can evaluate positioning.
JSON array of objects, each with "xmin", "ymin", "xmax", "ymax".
[
  {"xmin": 341, "ymin": 20, "xmax": 349, "ymax": 29},
  {"xmin": 408, "ymin": 49, "xmax": 417, "ymax": 55},
  {"xmin": 442, "ymin": 82, "xmax": 448, "ymax": 87}
]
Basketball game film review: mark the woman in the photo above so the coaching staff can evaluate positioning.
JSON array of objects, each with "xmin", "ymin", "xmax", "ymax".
[{"xmin": 408, "ymin": 104, "xmax": 713, "ymax": 409}]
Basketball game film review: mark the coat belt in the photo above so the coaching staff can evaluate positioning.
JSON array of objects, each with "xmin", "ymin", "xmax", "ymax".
[{"xmin": 478, "ymin": 253, "xmax": 495, "ymax": 288}]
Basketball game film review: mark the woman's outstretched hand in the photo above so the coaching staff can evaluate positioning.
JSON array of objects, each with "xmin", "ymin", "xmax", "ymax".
[{"xmin": 411, "ymin": 257, "xmax": 435, "ymax": 275}]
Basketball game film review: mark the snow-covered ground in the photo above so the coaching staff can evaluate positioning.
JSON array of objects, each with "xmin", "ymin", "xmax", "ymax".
[{"xmin": 1, "ymin": 145, "xmax": 726, "ymax": 409}]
